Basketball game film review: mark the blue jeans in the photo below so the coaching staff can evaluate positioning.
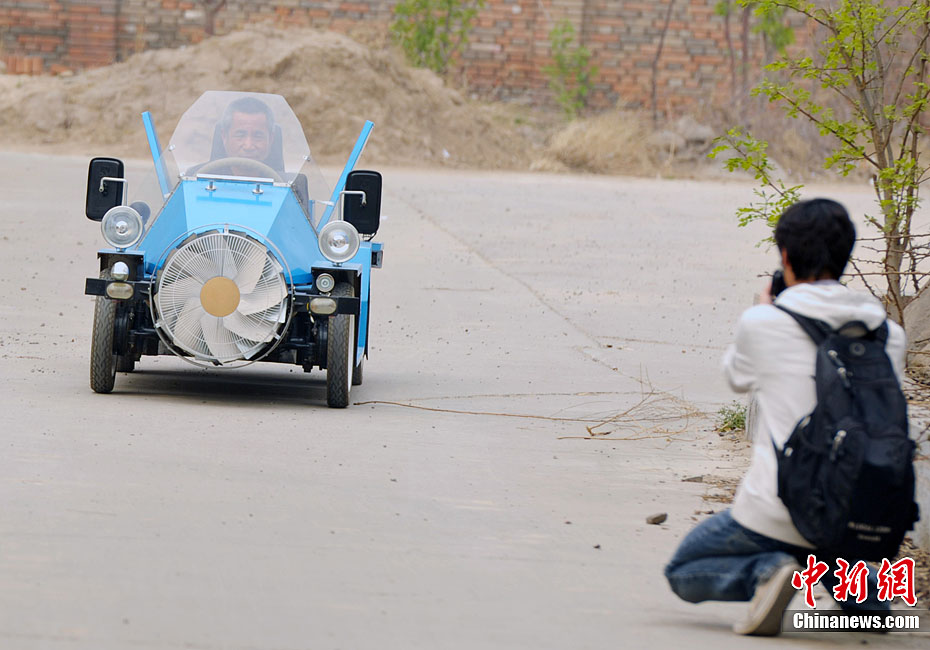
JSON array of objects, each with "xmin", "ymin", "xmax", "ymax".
[{"xmin": 664, "ymin": 510, "xmax": 888, "ymax": 612}]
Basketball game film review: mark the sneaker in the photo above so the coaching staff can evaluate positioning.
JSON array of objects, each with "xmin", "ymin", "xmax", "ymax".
[{"xmin": 733, "ymin": 561, "xmax": 800, "ymax": 636}]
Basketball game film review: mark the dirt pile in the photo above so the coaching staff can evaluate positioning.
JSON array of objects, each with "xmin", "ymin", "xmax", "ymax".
[
  {"xmin": 0, "ymin": 25, "xmax": 537, "ymax": 169},
  {"xmin": 0, "ymin": 23, "xmax": 755, "ymax": 179},
  {"xmin": 0, "ymin": 25, "xmax": 856, "ymax": 180}
]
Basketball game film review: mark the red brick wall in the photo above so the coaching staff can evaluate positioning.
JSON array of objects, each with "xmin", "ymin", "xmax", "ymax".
[{"xmin": 0, "ymin": 0, "xmax": 780, "ymax": 114}]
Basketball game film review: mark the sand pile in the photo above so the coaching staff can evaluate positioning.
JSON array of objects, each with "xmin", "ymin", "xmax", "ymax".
[{"xmin": 0, "ymin": 25, "xmax": 535, "ymax": 169}]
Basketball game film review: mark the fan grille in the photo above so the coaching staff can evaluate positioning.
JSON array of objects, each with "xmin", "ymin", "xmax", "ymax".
[{"xmin": 155, "ymin": 230, "xmax": 288, "ymax": 364}]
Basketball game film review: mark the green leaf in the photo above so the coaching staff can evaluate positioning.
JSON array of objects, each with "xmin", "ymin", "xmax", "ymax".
[
  {"xmin": 544, "ymin": 19, "xmax": 598, "ymax": 119},
  {"xmin": 391, "ymin": 0, "xmax": 485, "ymax": 74}
]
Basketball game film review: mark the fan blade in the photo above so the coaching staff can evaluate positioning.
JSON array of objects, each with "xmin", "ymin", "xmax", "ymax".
[
  {"xmin": 231, "ymin": 239, "xmax": 268, "ymax": 294},
  {"xmin": 172, "ymin": 298, "xmax": 207, "ymax": 355},
  {"xmin": 244, "ymin": 303, "xmax": 286, "ymax": 324},
  {"xmin": 201, "ymin": 313, "xmax": 243, "ymax": 362},
  {"xmin": 198, "ymin": 233, "xmax": 233, "ymax": 279},
  {"xmin": 171, "ymin": 241, "xmax": 222, "ymax": 283},
  {"xmin": 157, "ymin": 276, "xmax": 203, "ymax": 317},
  {"xmin": 265, "ymin": 303, "xmax": 288, "ymax": 324},
  {"xmin": 223, "ymin": 311, "xmax": 275, "ymax": 343},
  {"xmin": 239, "ymin": 279, "xmax": 287, "ymax": 315}
]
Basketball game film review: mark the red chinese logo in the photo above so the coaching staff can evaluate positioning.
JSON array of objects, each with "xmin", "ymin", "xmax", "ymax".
[
  {"xmin": 832, "ymin": 559, "xmax": 869, "ymax": 604},
  {"xmin": 789, "ymin": 555, "xmax": 918, "ymax": 607},
  {"xmin": 791, "ymin": 554, "xmax": 829, "ymax": 608},
  {"xmin": 877, "ymin": 557, "xmax": 916, "ymax": 607}
]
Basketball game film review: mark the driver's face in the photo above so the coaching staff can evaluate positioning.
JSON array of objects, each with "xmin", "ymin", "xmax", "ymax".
[{"xmin": 223, "ymin": 111, "xmax": 271, "ymax": 161}]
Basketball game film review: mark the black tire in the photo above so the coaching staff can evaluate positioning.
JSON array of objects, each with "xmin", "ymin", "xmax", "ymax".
[
  {"xmin": 352, "ymin": 355, "xmax": 364, "ymax": 386},
  {"xmin": 326, "ymin": 282, "xmax": 355, "ymax": 408},
  {"xmin": 116, "ymin": 354, "xmax": 135, "ymax": 373},
  {"xmin": 90, "ymin": 276, "xmax": 117, "ymax": 394},
  {"xmin": 114, "ymin": 303, "xmax": 136, "ymax": 372}
]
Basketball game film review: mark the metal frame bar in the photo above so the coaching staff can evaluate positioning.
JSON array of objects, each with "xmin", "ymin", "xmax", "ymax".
[
  {"xmin": 142, "ymin": 111, "xmax": 170, "ymax": 197},
  {"xmin": 319, "ymin": 120, "xmax": 374, "ymax": 228}
]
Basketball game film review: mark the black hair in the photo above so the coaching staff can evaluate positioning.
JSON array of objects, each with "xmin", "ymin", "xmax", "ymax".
[
  {"xmin": 221, "ymin": 96, "xmax": 274, "ymax": 134},
  {"xmin": 774, "ymin": 198, "xmax": 856, "ymax": 281}
]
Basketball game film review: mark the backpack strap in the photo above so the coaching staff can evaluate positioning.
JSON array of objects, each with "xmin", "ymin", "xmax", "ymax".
[
  {"xmin": 766, "ymin": 305, "xmax": 828, "ymax": 455},
  {"xmin": 777, "ymin": 305, "xmax": 891, "ymax": 345},
  {"xmin": 775, "ymin": 304, "xmax": 832, "ymax": 345}
]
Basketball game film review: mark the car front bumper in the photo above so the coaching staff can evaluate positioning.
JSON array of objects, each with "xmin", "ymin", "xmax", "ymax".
[
  {"xmin": 85, "ymin": 277, "xmax": 149, "ymax": 302},
  {"xmin": 85, "ymin": 280, "xmax": 360, "ymax": 316}
]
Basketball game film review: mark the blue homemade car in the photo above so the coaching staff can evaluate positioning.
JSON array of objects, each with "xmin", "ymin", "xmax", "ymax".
[{"xmin": 84, "ymin": 91, "xmax": 383, "ymax": 407}]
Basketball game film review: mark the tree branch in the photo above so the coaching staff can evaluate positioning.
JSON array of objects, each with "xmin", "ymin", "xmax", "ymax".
[
  {"xmin": 652, "ymin": 0, "xmax": 677, "ymax": 126},
  {"xmin": 767, "ymin": 87, "xmax": 881, "ymax": 168}
]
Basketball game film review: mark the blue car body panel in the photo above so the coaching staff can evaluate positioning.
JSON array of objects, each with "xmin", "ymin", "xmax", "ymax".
[{"xmin": 132, "ymin": 178, "xmax": 374, "ymax": 363}]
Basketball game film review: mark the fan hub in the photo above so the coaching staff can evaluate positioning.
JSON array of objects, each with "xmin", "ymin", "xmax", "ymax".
[{"xmin": 200, "ymin": 276, "xmax": 241, "ymax": 317}]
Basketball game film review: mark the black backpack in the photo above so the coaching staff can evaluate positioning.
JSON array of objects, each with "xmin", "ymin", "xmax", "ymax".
[{"xmin": 773, "ymin": 306, "xmax": 919, "ymax": 561}]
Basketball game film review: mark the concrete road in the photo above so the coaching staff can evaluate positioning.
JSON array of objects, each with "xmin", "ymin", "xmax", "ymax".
[{"xmin": 0, "ymin": 152, "xmax": 925, "ymax": 649}]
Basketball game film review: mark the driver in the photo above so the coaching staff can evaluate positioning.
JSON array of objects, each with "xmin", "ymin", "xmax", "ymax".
[
  {"xmin": 192, "ymin": 96, "xmax": 283, "ymax": 177},
  {"xmin": 221, "ymin": 97, "xmax": 274, "ymax": 164}
]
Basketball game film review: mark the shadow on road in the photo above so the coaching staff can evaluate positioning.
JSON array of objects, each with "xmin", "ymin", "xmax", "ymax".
[{"xmin": 111, "ymin": 366, "xmax": 338, "ymax": 407}]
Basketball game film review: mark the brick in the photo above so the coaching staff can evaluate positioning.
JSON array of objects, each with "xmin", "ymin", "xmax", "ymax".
[{"xmin": 0, "ymin": 0, "xmax": 811, "ymax": 110}]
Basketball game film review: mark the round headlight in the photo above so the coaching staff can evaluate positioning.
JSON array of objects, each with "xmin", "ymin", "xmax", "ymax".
[
  {"xmin": 315, "ymin": 272, "xmax": 336, "ymax": 293},
  {"xmin": 111, "ymin": 261, "xmax": 130, "ymax": 281},
  {"xmin": 101, "ymin": 206, "xmax": 143, "ymax": 249},
  {"xmin": 318, "ymin": 220, "xmax": 360, "ymax": 264}
]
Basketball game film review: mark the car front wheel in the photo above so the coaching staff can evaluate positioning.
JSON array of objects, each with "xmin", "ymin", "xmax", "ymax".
[
  {"xmin": 325, "ymin": 282, "xmax": 355, "ymax": 408},
  {"xmin": 90, "ymin": 274, "xmax": 117, "ymax": 393}
]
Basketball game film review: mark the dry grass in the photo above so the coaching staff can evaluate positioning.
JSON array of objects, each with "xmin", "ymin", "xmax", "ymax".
[
  {"xmin": 357, "ymin": 379, "xmax": 704, "ymax": 443},
  {"xmin": 531, "ymin": 111, "xmax": 656, "ymax": 175},
  {"xmin": 529, "ymin": 92, "xmax": 925, "ymax": 183}
]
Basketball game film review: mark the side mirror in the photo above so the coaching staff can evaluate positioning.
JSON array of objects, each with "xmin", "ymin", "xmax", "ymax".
[
  {"xmin": 86, "ymin": 157, "xmax": 125, "ymax": 221},
  {"xmin": 343, "ymin": 170, "xmax": 382, "ymax": 236}
]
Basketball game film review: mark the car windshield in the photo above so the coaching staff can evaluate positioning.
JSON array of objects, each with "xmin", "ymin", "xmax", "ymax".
[
  {"xmin": 170, "ymin": 91, "xmax": 314, "ymax": 179},
  {"xmin": 125, "ymin": 91, "xmax": 332, "ymax": 232}
]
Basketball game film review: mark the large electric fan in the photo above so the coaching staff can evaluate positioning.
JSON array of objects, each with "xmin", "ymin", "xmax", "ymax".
[{"xmin": 154, "ymin": 230, "xmax": 289, "ymax": 365}]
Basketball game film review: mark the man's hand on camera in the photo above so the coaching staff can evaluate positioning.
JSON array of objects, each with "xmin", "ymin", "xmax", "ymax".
[{"xmin": 757, "ymin": 279, "xmax": 773, "ymax": 305}]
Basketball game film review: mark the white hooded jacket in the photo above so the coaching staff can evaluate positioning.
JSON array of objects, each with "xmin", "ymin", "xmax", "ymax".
[{"xmin": 722, "ymin": 281, "xmax": 906, "ymax": 547}]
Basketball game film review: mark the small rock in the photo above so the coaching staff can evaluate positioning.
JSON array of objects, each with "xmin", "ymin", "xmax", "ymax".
[
  {"xmin": 682, "ymin": 475, "xmax": 704, "ymax": 483},
  {"xmin": 646, "ymin": 512, "xmax": 668, "ymax": 525},
  {"xmin": 647, "ymin": 129, "xmax": 687, "ymax": 151},
  {"xmin": 674, "ymin": 115, "xmax": 716, "ymax": 144}
]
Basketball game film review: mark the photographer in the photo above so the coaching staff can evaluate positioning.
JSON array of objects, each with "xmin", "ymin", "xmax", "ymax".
[{"xmin": 663, "ymin": 199, "xmax": 907, "ymax": 635}]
